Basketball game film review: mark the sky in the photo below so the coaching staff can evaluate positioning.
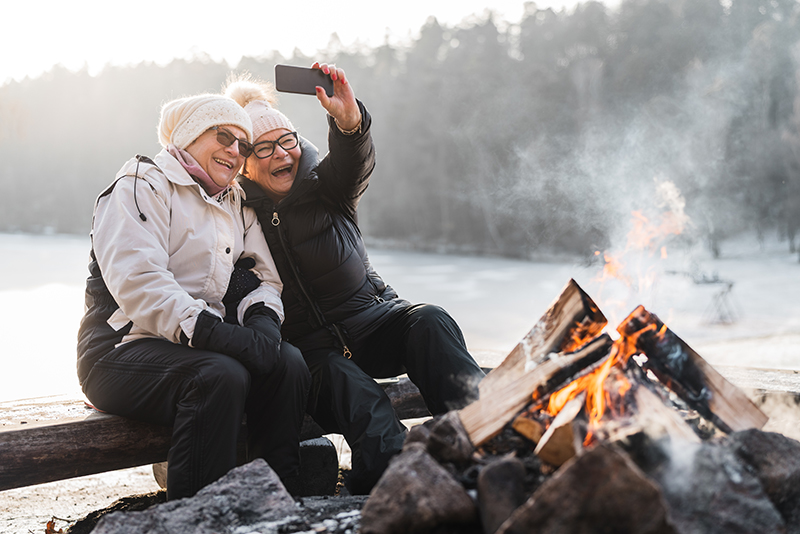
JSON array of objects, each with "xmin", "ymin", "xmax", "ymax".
[{"xmin": 2, "ymin": 0, "xmax": 592, "ymax": 84}]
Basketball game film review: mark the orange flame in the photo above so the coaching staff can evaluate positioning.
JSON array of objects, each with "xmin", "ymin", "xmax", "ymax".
[
  {"xmin": 560, "ymin": 318, "xmax": 605, "ymax": 354},
  {"xmin": 627, "ymin": 210, "xmax": 683, "ymax": 252},
  {"xmin": 542, "ymin": 313, "xmax": 658, "ymax": 445},
  {"xmin": 595, "ymin": 207, "xmax": 687, "ymax": 290}
]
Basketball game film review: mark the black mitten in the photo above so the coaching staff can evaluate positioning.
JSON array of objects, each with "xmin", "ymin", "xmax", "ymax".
[
  {"xmin": 243, "ymin": 302, "xmax": 282, "ymax": 340},
  {"xmin": 192, "ymin": 310, "xmax": 280, "ymax": 376},
  {"xmin": 223, "ymin": 257, "xmax": 261, "ymax": 321}
]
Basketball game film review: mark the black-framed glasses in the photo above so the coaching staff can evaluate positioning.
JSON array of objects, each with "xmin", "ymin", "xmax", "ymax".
[
  {"xmin": 211, "ymin": 126, "xmax": 253, "ymax": 158},
  {"xmin": 252, "ymin": 132, "xmax": 299, "ymax": 159}
]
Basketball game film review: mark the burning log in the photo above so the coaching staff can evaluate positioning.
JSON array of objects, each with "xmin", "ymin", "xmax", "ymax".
[
  {"xmin": 628, "ymin": 384, "xmax": 700, "ymax": 443},
  {"xmin": 533, "ymin": 393, "xmax": 585, "ymax": 467},
  {"xmin": 511, "ymin": 414, "xmax": 544, "ymax": 444},
  {"xmin": 506, "ymin": 303, "xmax": 767, "ymax": 457},
  {"xmin": 478, "ymin": 279, "xmax": 607, "ymax": 399},
  {"xmin": 619, "ymin": 305, "xmax": 768, "ymax": 433},
  {"xmin": 460, "ymin": 333, "xmax": 612, "ymax": 446}
]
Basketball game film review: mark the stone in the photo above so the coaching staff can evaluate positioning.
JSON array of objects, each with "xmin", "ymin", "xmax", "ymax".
[
  {"xmin": 427, "ymin": 411, "xmax": 475, "ymax": 465},
  {"xmin": 726, "ymin": 429, "xmax": 800, "ymax": 533},
  {"xmin": 91, "ymin": 459, "xmax": 298, "ymax": 534},
  {"xmin": 645, "ymin": 438, "xmax": 786, "ymax": 534},
  {"xmin": 150, "ymin": 437, "xmax": 339, "ymax": 497},
  {"xmin": 497, "ymin": 443, "xmax": 676, "ymax": 534},
  {"xmin": 403, "ymin": 420, "xmax": 432, "ymax": 450},
  {"xmin": 477, "ymin": 455, "xmax": 527, "ymax": 534},
  {"xmin": 359, "ymin": 442, "xmax": 479, "ymax": 534}
]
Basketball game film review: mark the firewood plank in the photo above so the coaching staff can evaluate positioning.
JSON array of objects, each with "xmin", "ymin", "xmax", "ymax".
[
  {"xmin": 619, "ymin": 306, "xmax": 768, "ymax": 433},
  {"xmin": 631, "ymin": 385, "xmax": 701, "ymax": 443},
  {"xmin": 534, "ymin": 393, "xmax": 585, "ymax": 466},
  {"xmin": 460, "ymin": 334, "xmax": 613, "ymax": 446},
  {"xmin": 478, "ymin": 279, "xmax": 606, "ymax": 399}
]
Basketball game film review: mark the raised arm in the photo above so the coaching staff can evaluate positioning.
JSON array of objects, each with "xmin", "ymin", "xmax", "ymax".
[{"xmin": 312, "ymin": 62, "xmax": 376, "ymax": 217}]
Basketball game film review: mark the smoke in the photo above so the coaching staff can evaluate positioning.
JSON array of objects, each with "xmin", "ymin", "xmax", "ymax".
[{"xmin": 506, "ymin": 41, "xmax": 776, "ymax": 321}]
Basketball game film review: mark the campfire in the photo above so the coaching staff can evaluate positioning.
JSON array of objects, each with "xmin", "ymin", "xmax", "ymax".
[
  {"xmin": 462, "ymin": 279, "xmax": 766, "ymax": 464},
  {"xmin": 359, "ymin": 279, "xmax": 800, "ymax": 534}
]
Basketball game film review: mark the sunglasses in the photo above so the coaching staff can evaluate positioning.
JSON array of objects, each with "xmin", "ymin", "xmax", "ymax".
[{"xmin": 211, "ymin": 126, "xmax": 253, "ymax": 158}]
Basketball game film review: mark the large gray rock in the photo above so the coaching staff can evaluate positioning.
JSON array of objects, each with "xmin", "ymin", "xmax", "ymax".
[
  {"xmin": 427, "ymin": 411, "xmax": 475, "ymax": 465},
  {"xmin": 477, "ymin": 455, "xmax": 527, "ymax": 534},
  {"xmin": 497, "ymin": 443, "xmax": 676, "ymax": 534},
  {"xmin": 647, "ymin": 439, "xmax": 786, "ymax": 534},
  {"xmin": 360, "ymin": 442, "xmax": 478, "ymax": 534},
  {"xmin": 92, "ymin": 459, "xmax": 298, "ymax": 534},
  {"xmin": 726, "ymin": 429, "xmax": 800, "ymax": 534}
]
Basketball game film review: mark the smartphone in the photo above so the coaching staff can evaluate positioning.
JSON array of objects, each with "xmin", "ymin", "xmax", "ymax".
[{"xmin": 274, "ymin": 64, "xmax": 334, "ymax": 97}]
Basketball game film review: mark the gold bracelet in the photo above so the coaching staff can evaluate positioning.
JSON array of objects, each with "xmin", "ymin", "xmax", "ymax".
[{"xmin": 335, "ymin": 117, "xmax": 362, "ymax": 135}]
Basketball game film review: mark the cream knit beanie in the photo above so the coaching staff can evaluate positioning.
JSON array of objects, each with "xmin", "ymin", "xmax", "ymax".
[
  {"xmin": 157, "ymin": 94, "xmax": 253, "ymax": 149},
  {"xmin": 225, "ymin": 80, "xmax": 295, "ymax": 142}
]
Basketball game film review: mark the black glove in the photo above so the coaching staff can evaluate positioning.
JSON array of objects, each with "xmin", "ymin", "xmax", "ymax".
[
  {"xmin": 223, "ymin": 257, "xmax": 262, "ymax": 321},
  {"xmin": 243, "ymin": 302, "xmax": 282, "ymax": 340},
  {"xmin": 191, "ymin": 309, "xmax": 280, "ymax": 376}
]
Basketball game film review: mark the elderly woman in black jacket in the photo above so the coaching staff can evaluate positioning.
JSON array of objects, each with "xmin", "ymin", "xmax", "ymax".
[{"xmin": 225, "ymin": 64, "xmax": 484, "ymax": 494}]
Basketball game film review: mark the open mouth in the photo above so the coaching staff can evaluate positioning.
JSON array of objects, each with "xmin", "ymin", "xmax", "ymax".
[
  {"xmin": 213, "ymin": 158, "xmax": 233, "ymax": 169},
  {"xmin": 272, "ymin": 164, "xmax": 293, "ymax": 177}
]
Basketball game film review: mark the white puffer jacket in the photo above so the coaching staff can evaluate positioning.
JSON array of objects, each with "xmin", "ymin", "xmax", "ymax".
[{"xmin": 90, "ymin": 148, "xmax": 283, "ymax": 347}]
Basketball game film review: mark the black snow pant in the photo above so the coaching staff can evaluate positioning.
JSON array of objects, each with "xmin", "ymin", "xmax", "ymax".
[
  {"xmin": 81, "ymin": 338, "xmax": 310, "ymax": 500},
  {"xmin": 300, "ymin": 303, "xmax": 485, "ymax": 494}
]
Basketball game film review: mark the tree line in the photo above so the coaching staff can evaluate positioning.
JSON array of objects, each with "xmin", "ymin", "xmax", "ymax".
[{"xmin": 2, "ymin": 0, "xmax": 799, "ymax": 260}]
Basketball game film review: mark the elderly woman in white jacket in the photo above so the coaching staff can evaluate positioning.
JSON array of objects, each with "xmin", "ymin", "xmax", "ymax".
[{"xmin": 77, "ymin": 93, "xmax": 310, "ymax": 500}]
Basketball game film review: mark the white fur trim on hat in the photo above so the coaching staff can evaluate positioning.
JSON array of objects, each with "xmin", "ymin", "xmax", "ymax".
[
  {"xmin": 245, "ymin": 100, "xmax": 295, "ymax": 142},
  {"xmin": 158, "ymin": 94, "xmax": 253, "ymax": 149},
  {"xmin": 225, "ymin": 79, "xmax": 294, "ymax": 142}
]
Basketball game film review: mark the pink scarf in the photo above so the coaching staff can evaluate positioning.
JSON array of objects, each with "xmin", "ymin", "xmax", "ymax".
[{"xmin": 167, "ymin": 144, "xmax": 227, "ymax": 197}]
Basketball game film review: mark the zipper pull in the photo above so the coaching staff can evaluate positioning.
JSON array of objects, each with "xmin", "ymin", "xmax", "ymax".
[
  {"xmin": 272, "ymin": 211, "xmax": 280, "ymax": 226},
  {"xmin": 374, "ymin": 295, "xmax": 385, "ymax": 303},
  {"xmin": 343, "ymin": 346, "xmax": 352, "ymax": 359}
]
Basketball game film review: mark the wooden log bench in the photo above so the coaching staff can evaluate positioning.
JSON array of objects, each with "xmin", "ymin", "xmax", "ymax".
[
  {"xmin": 0, "ymin": 377, "xmax": 430, "ymax": 492},
  {"xmin": 1, "ymin": 365, "xmax": 798, "ymax": 492}
]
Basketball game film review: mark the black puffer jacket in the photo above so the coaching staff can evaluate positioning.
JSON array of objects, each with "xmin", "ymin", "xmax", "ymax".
[{"xmin": 240, "ymin": 102, "xmax": 407, "ymax": 354}]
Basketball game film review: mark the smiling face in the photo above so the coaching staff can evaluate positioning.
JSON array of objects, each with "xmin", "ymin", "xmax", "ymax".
[
  {"xmin": 246, "ymin": 128, "xmax": 302, "ymax": 203},
  {"xmin": 185, "ymin": 125, "xmax": 248, "ymax": 188}
]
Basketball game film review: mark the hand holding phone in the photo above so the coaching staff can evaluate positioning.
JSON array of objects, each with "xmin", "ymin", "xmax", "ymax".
[{"xmin": 275, "ymin": 64, "xmax": 334, "ymax": 97}]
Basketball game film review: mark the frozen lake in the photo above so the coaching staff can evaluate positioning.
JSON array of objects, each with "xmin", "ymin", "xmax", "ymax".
[{"xmin": 1, "ymin": 232, "xmax": 799, "ymax": 403}]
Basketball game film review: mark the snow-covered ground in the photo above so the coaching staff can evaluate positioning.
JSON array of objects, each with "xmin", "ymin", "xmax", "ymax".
[
  {"xmin": 1, "ymin": 231, "xmax": 799, "ymax": 403},
  {"xmin": 1, "ymin": 231, "xmax": 799, "ymax": 532}
]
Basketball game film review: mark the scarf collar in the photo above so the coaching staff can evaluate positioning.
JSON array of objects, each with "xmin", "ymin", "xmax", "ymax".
[{"xmin": 167, "ymin": 144, "xmax": 228, "ymax": 197}]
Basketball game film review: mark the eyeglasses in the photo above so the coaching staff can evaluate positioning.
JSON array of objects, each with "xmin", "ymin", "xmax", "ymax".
[
  {"xmin": 211, "ymin": 126, "xmax": 253, "ymax": 158},
  {"xmin": 252, "ymin": 132, "xmax": 299, "ymax": 159}
]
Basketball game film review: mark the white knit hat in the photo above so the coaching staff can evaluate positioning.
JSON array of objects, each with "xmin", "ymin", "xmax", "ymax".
[
  {"xmin": 245, "ymin": 100, "xmax": 295, "ymax": 142},
  {"xmin": 157, "ymin": 94, "xmax": 253, "ymax": 149},
  {"xmin": 225, "ymin": 79, "xmax": 295, "ymax": 142}
]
